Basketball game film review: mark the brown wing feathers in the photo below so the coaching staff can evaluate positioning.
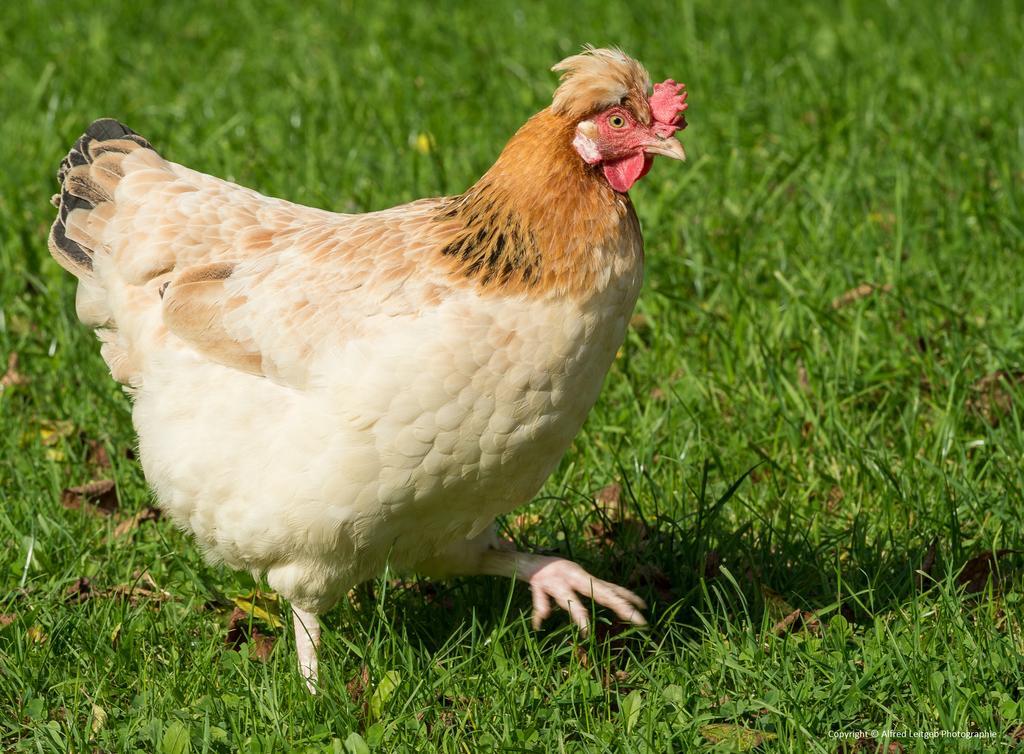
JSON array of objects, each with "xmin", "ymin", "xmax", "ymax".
[{"xmin": 160, "ymin": 262, "xmax": 266, "ymax": 377}]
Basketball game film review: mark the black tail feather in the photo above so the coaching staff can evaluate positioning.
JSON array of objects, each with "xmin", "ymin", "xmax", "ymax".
[
  {"xmin": 57, "ymin": 118, "xmax": 150, "ymax": 186},
  {"xmin": 49, "ymin": 118, "xmax": 151, "ymax": 275}
]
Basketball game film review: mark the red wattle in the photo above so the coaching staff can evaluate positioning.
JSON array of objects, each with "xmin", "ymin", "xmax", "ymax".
[
  {"xmin": 638, "ymin": 154, "xmax": 654, "ymax": 180},
  {"xmin": 602, "ymin": 152, "xmax": 649, "ymax": 193}
]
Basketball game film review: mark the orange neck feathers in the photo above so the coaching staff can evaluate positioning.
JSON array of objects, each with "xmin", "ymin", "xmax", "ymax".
[{"xmin": 435, "ymin": 108, "xmax": 638, "ymax": 298}]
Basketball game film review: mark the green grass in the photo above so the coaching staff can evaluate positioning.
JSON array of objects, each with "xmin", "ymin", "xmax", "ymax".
[{"xmin": 1, "ymin": 0, "xmax": 1023, "ymax": 751}]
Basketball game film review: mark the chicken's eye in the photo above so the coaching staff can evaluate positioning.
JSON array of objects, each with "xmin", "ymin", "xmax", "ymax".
[{"xmin": 608, "ymin": 114, "xmax": 626, "ymax": 129}]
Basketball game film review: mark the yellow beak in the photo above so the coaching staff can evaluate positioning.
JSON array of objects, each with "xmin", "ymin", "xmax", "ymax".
[{"xmin": 644, "ymin": 135, "xmax": 687, "ymax": 161}]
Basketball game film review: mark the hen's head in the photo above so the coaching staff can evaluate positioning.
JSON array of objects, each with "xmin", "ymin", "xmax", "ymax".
[{"xmin": 552, "ymin": 47, "xmax": 687, "ymax": 193}]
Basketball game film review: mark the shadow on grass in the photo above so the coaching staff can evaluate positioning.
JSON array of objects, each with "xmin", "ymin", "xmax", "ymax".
[{"xmin": 322, "ymin": 461, "xmax": 1017, "ymax": 659}]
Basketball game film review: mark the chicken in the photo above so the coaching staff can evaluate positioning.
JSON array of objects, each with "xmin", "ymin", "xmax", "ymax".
[{"xmin": 48, "ymin": 47, "xmax": 688, "ymax": 692}]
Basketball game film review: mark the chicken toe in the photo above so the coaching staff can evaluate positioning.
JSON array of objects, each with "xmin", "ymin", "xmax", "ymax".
[{"xmin": 525, "ymin": 556, "xmax": 647, "ymax": 632}]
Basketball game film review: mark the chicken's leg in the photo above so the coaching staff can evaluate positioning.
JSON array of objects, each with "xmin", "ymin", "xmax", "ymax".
[
  {"xmin": 417, "ymin": 529, "xmax": 647, "ymax": 632},
  {"xmin": 291, "ymin": 606, "xmax": 321, "ymax": 694}
]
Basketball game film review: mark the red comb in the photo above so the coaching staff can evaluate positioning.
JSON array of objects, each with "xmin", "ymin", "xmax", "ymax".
[{"xmin": 650, "ymin": 79, "xmax": 688, "ymax": 137}]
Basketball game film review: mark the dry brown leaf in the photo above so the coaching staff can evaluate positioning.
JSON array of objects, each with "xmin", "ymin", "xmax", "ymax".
[
  {"xmin": 770, "ymin": 608, "xmax": 802, "ymax": 634},
  {"xmin": 749, "ymin": 467, "xmax": 772, "ymax": 484},
  {"xmin": 815, "ymin": 483, "xmax": 847, "ymax": 512},
  {"xmin": 61, "ymin": 480, "xmax": 118, "ymax": 516},
  {"xmin": 595, "ymin": 483, "xmax": 622, "ymax": 512},
  {"xmin": 916, "ymin": 540, "xmax": 938, "ymax": 591},
  {"xmin": 0, "ymin": 352, "xmax": 26, "ymax": 390},
  {"xmin": 704, "ymin": 549, "xmax": 722, "ymax": 580},
  {"xmin": 346, "ymin": 664, "xmax": 371, "ymax": 708},
  {"xmin": 106, "ymin": 571, "xmax": 173, "ymax": 606},
  {"xmin": 586, "ymin": 482, "xmax": 651, "ymax": 547},
  {"xmin": 224, "ymin": 607, "xmax": 249, "ymax": 646},
  {"xmin": 769, "ymin": 609, "xmax": 822, "ymax": 637},
  {"xmin": 831, "ymin": 283, "xmax": 893, "ymax": 310},
  {"xmin": 65, "ymin": 571, "xmax": 172, "ymax": 606},
  {"xmin": 249, "ymin": 631, "xmax": 275, "ymax": 661},
  {"xmin": 86, "ymin": 440, "xmax": 112, "ymax": 470},
  {"xmin": 66, "ymin": 577, "xmax": 94, "ymax": 604},
  {"xmin": 826, "ymin": 486, "xmax": 845, "ymax": 511},
  {"xmin": 435, "ymin": 708, "xmax": 459, "ymax": 730},
  {"xmin": 760, "ymin": 585, "xmax": 797, "ymax": 621},
  {"xmin": 601, "ymin": 667, "xmax": 630, "ymax": 688},
  {"xmin": 89, "ymin": 703, "xmax": 107, "ymax": 737},
  {"xmin": 584, "ymin": 519, "xmax": 613, "ymax": 544},
  {"xmin": 584, "ymin": 517, "xmax": 650, "ymax": 548},
  {"xmin": 225, "ymin": 606, "xmax": 277, "ymax": 662},
  {"xmin": 585, "ymin": 482, "xmax": 655, "ymax": 548},
  {"xmin": 957, "ymin": 549, "xmax": 1014, "ymax": 594},
  {"xmin": 112, "ymin": 506, "xmax": 162, "ymax": 538},
  {"xmin": 574, "ymin": 645, "xmax": 589, "ymax": 668},
  {"xmin": 0, "ymin": 614, "xmax": 15, "ymax": 627},
  {"xmin": 967, "ymin": 371, "xmax": 1024, "ymax": 426},
  {"xmin": 801, "ymin": 420, "xmax": 814, "ymax": 440}
]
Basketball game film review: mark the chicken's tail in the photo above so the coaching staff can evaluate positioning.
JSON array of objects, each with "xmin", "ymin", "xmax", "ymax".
[
  {"xmin": 48, "ymin": 118, "xmax": 152, "ymax": 280},
  {"xmin": 49, "ymin": 119, "xmax": 159, "ymax": 385}
]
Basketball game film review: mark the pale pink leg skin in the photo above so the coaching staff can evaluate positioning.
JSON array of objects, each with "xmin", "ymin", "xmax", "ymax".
[
  {"xmin": 291, "ymin": 606, "xmax": 321, "ymax": 694},
  {"xmin": 416, "ymin": 528, "xmax": 648, "ymax": 631},
  {"xmin": 481, "ymin": 549, "xmax": 647, "ymax": 632}
]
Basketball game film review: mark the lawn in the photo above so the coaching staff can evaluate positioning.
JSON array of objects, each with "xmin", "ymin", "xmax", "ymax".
[{"xmin": 1, "ymin": 0, "xmax": 1023, "ymax": 751}]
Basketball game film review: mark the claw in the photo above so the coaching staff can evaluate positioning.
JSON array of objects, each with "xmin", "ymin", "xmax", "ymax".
[{"xmin": 527, "ymin": 558, "xmax": 647, "ymax": 631}]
